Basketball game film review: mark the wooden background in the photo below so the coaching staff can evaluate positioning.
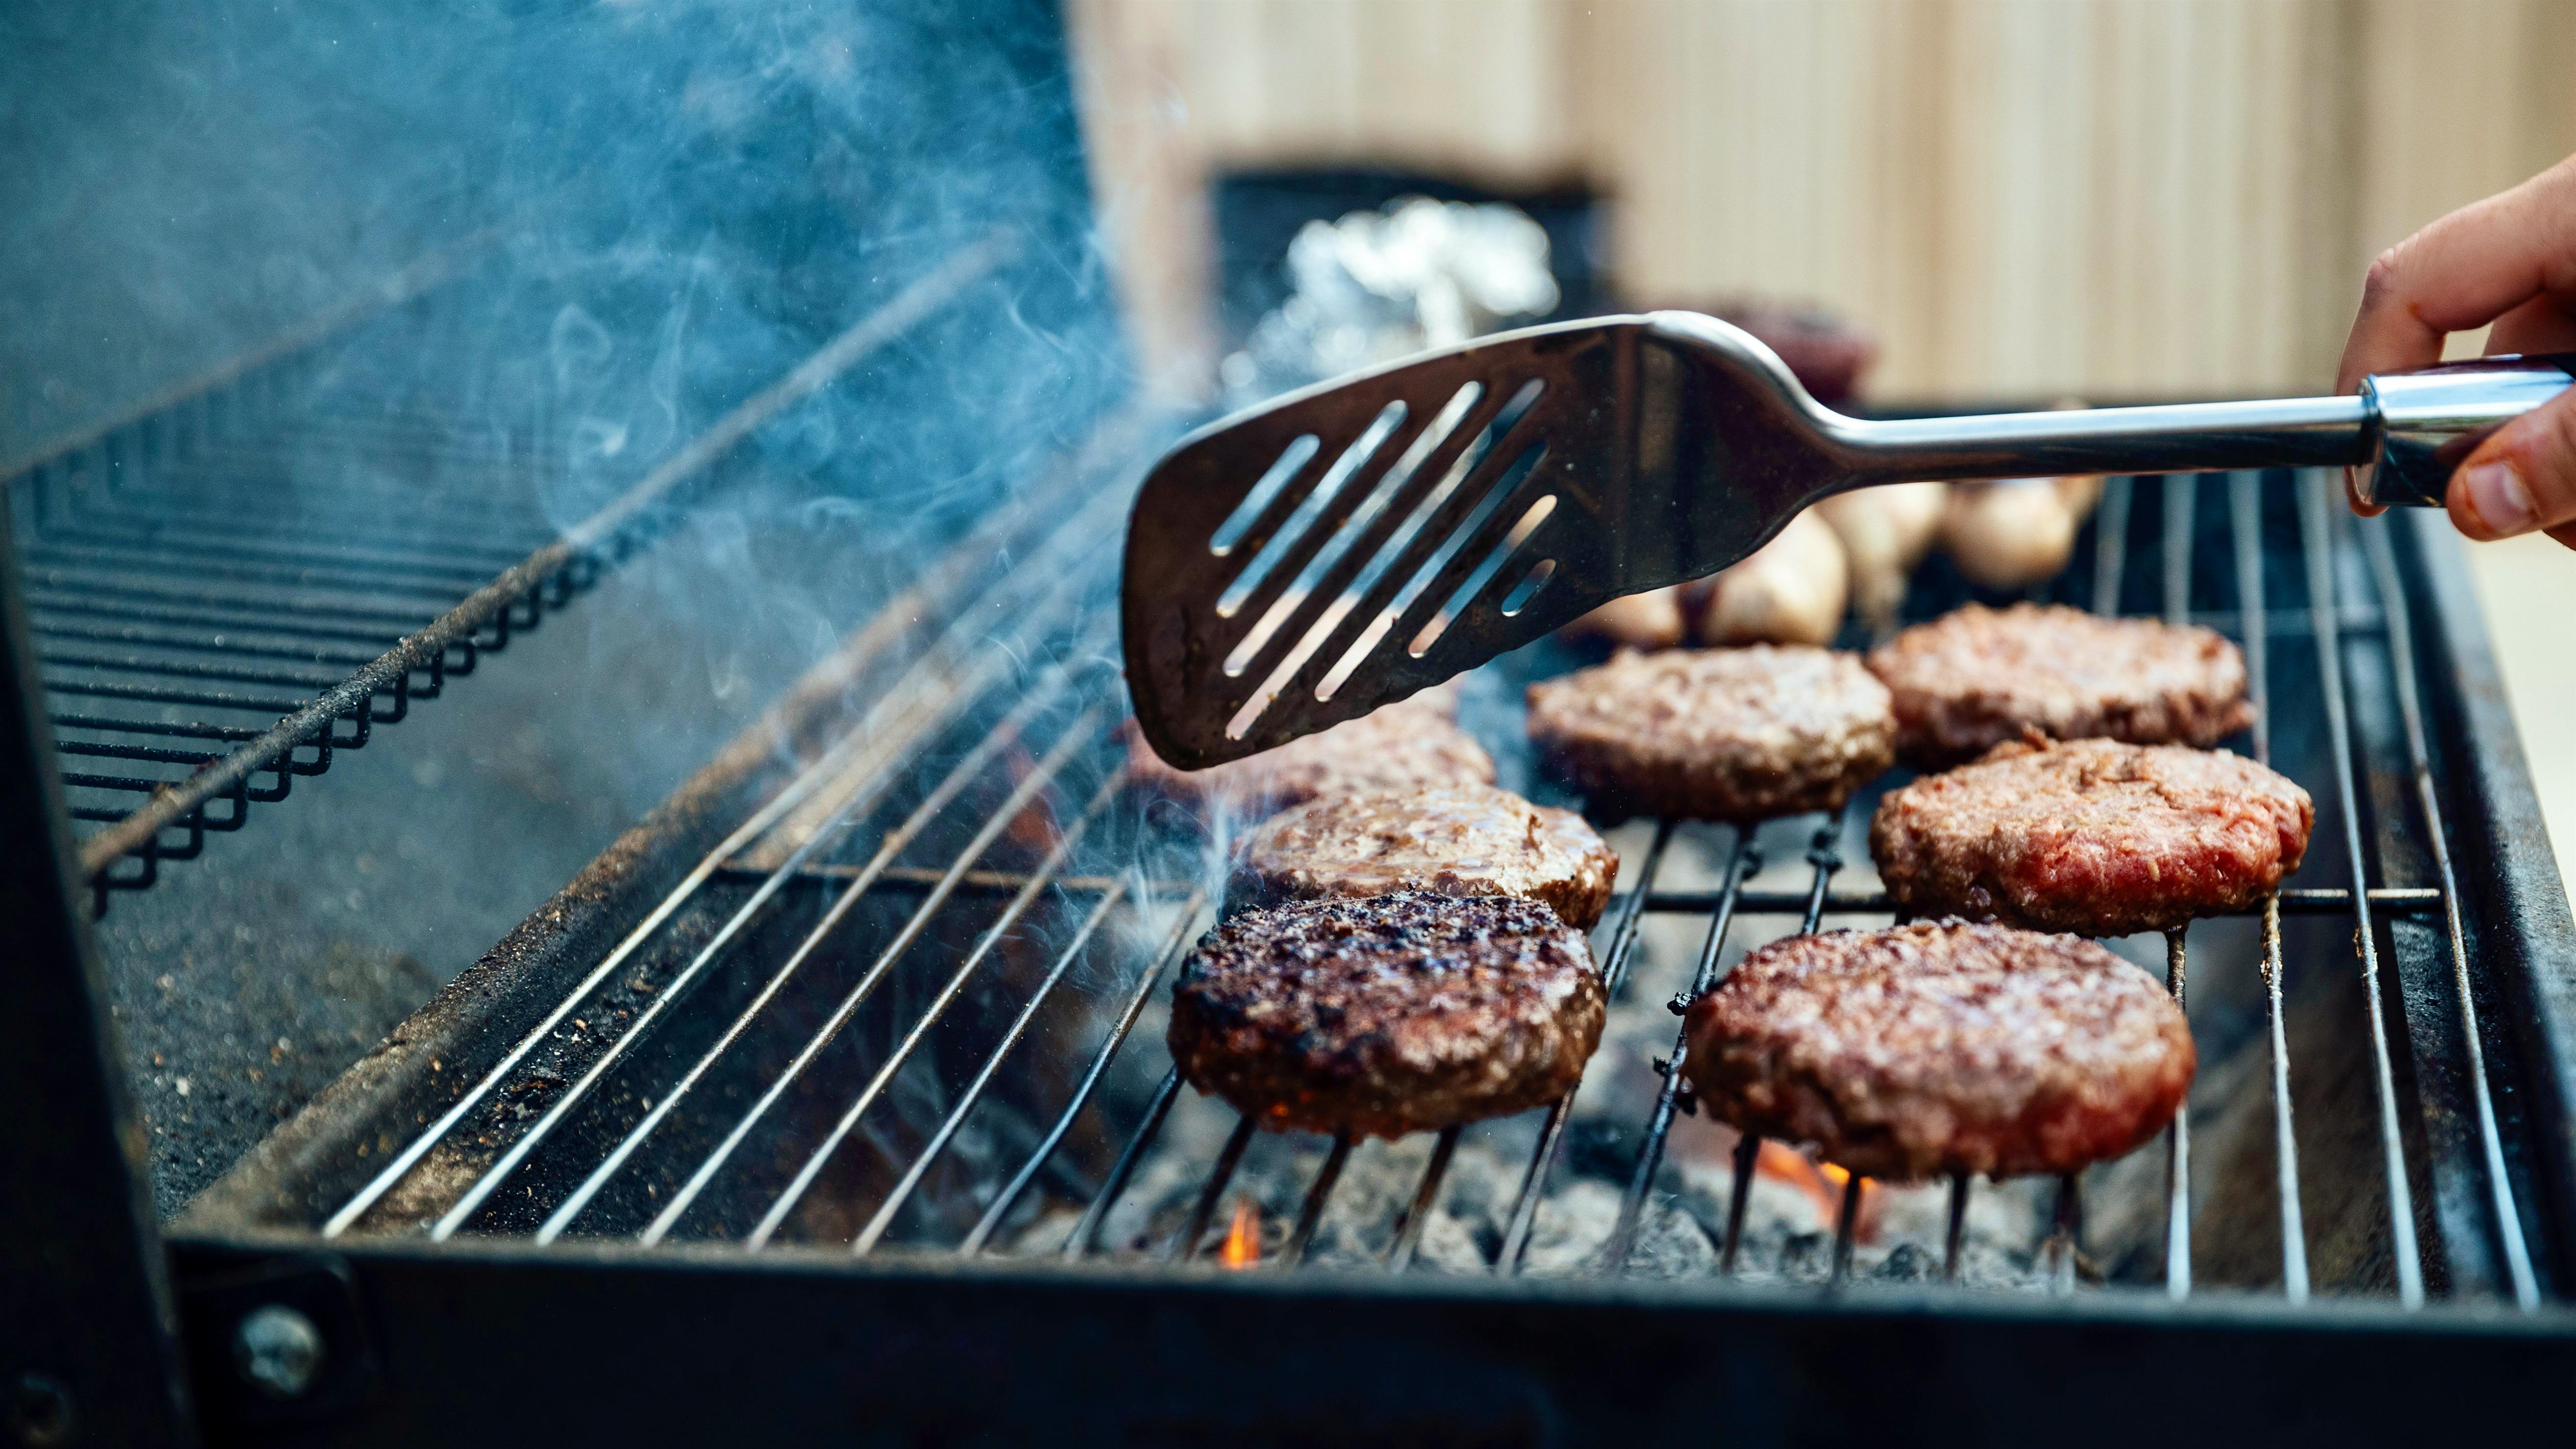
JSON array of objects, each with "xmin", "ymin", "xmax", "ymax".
[{"xmin": 1069, "ymin": 0, "xmax": 2576, "ymax": 402}]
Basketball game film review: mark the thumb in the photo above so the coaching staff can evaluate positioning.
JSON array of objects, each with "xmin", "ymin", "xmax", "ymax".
[{"xmin": 2448, "ymin": 383, "xmax": 2576, "ymax": 540}]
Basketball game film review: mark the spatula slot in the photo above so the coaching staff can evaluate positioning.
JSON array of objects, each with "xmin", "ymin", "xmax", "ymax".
[
  {"xmin": 1410, "ymin": 491, "xmax": 1558, "ymax": 658},
  {"xmin": 1498, "ymin": 556, "xmax": 1556, "ymax": 617},
  {"xmin": 1218, "ymin": 381, "xmax": 1484, "ymax": 679},
  {"xmin": 1214, "ymin": 403, "xmax": 1406, "ymax": 618},
  {"xmin": 1210, "ymin": 434, "xmax": 1320, "ymax": 557}
]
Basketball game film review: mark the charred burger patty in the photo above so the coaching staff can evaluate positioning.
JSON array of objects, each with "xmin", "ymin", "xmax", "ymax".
[
  {"xmin": 1167, "ymin": 890, "xmax": 1603, "ymax": 1139},
  {"xmin": 1684, "ymin": 919, "xmax": 2196, "ymax": 1180}
]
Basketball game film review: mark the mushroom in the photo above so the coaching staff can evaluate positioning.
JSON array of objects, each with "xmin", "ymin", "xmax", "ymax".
[
  {"xmin": 1695, "ymin": 507, "xmax": 1850, "ymax": 647},
  {"xmin": 1561, "ymin": 587, "xmax": 1690, "ymax": 651},
  {"xmin": 1815, "ymin": 482, "xmax": 1949, "ymax": 629},
  {"xmin": 1938, "ymin": 475, "xmax": 2104, "ymax": 590}
]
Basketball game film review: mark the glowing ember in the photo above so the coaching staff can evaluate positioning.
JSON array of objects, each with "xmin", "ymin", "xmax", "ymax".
[{"xmin": 1220, "ymin": 1196, "xmax": 1262, "ymax": 1268}]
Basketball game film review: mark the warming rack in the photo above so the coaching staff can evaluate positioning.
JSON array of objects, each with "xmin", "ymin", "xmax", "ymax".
[
  {"xmin": 289, "ymin": 462, "xmax": 2546, "ymax": 1312},
  {"xmin": 6, "ymin": 237, "xmax": 1013, "ymax": 912}
]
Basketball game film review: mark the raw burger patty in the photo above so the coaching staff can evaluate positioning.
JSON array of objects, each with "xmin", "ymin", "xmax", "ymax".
[
  {"xmin": 1125, "ymin": 680, "xmax": 1490, "ymax": 818},
  {"xmin": 1684, "ymin": 920, "xmax": 2195, "ymax": 1180},
  {"xmin": 1234, "ymin": 784, "xmax": 1618, "ymax": 928},
  {"xmin": 1870, "ymin": 736, "xmax": 2312, "ymax": 937},
  {"xmin": 1524, "ymin": 646, "xmax": 1894, "ymax": 822},
  {"xmin": 1867, "ymin": 602, "xmax": 2254, "ymax": 767},
  {"xmin": 1167, "ymin": 890, "xmax": 1604, "ymax": 1139}
]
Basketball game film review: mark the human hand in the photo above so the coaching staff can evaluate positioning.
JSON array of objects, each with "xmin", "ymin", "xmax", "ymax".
[{"xmin": 2338, "ymin": 154, "xmax": 2576, "ymax": 548}]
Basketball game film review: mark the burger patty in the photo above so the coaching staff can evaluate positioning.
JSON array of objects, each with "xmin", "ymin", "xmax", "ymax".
[
  {"xmin": 1167, "ymin": 890, "xmax": 1604, "ymax": 1139},
  {"xmin": 1867, "ymin": 602, "xmax": 2254, "ymax": 767},
  {"xmin": 1125, "ymin": 681, "xmax": 1491, "ymax": 817},
  {"xmin": 1870, "ymin": 737, "xmax": 2313, "ymax": 937},
  {"xmin": 1232, "ymin": 784, "xmax": 1618, "ymax": 928},
  {"xmin": 1684, "ymin": 920, "xmax": 2195, "ymax": 1180},
  {"xmin": 1524, "ymin": 646, "xmax": 1895, "ymax": 823}
]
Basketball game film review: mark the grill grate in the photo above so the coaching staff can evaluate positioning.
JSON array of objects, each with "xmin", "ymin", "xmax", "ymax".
[
  {"xmin": 8, "ymin": 238, "xmax": 1015, "ymax": 912},
  {"xmin": 281, "ymin": 461, "xmax": 2547, "ymax": 1312}
]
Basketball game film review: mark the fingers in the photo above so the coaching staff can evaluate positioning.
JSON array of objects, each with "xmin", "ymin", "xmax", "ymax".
[
  {"xmin": 2337, "ymin": 154, "xmax": 2576, "ymax": 394},
  {"xmin": 2447, "ymin": 383, "xmax": 2576, "ymax": 540},
  {"xmin": 2486, "ymin": 290, "xmax": 2576, "ymax": 357}
]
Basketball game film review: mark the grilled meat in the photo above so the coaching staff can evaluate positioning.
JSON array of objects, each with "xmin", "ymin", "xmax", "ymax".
[
  {"xmin": 1167, "ymin": 890, "xmax": 1603, "ymax": 1139},
  {"xmin": 1125, "ymin": 681, "xmax": 1489, "ymax": 818},
  {"xmin": 1525, "ymin": 645, "xmax": 1894, "ymax": 822},
  {"xmin": 1870, "ymin": 736, "xmax": 2313, "ymax": 936},
  {"xmin": 1866, "ymin": 602, "xmax": 2254, "ymax": 767},
  {"xmin": 1684, "ymin": 920, "xmax": 2195, "ymax": 1180},
  {"xmin": 1233, "ymin": 784, "xmax": 1618, "ymax": 928}
]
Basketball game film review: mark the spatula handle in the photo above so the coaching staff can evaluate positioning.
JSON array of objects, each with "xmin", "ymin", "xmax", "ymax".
[{"xmin": 1843, "ymin": 353, "xmax": 2576, "ymax": 507}]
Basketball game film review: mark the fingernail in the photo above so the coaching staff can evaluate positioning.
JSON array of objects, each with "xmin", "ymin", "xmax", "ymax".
[{"xmin": 2464, "ymin": 461, "xmax": 2538, "ymax": 536}]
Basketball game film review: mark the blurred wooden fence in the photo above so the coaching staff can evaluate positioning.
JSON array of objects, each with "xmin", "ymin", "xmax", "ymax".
[{"xmin": 1070, "ymin": 0, "xmax": 2576, "ymax": 401}]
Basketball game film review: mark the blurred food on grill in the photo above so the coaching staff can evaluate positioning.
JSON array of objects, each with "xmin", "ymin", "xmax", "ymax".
[
  {"xmin": 1939, "ymin": 474, "xmax": 2105, "ymax": 590},
  {"xmin": 1526, "ymin": 644, "xmax": 1894, "ymax": 823},
  {"xmin": 1683, "ymin": 920, "xmax": 2196, "ymax": 1181},
  {"xmin": 1230, "ymin": 783, "xmax": 1618, "ymax": 928},
  {"xmin": 1124, "ymin": 680, "xmax": 1489, "ymax": 818},
  {"xmin": 1871, "ymin": 736, "xmax": 2314, "ymax": 936},
  {"xmin": 1868, "ymin": 603, "xmax": 2256, "ymax": 767},
  {"xmin": 1695, "ymin": 297, "xmax": 1880, "ymax": 408},
  {"xmin": 1694, "ymin": 507, "xmax": 1851, "ymax": 647},
  {"xmin": 1559, "ymin": 585, "xmax": 1690, "ymax": 651},
  {"xmin": 1816, "ymin": 481, "xmax": 1949, "ymax": 630},
  {"xmin": 1167, "ymin": 890, "xmax": 1605, "ymax": 1139}
]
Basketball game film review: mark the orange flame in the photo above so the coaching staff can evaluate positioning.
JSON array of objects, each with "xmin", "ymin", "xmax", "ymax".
[
  {"xmin": 1219, "ymin": 1196, "xmax": 1261, "ymax": 1269},
  {"xmin": 1755, "ymin": 1141, "xmax": 1880, "ymax": 1243}
]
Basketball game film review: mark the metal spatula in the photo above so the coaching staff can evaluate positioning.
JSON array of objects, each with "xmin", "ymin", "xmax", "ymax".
[{"xmin": 1124, "ymin": 311, "xmax": 2571, "ymax": 768}]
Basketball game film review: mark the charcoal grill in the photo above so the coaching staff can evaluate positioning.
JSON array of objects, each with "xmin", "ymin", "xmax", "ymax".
[
  {"xmin": 44, "ymin": 423, "xmax": 2546, "ymax": 1442},
  {"xmin": 13, "ymin": 7, "xmax": 2576, "ymax": 1440}
]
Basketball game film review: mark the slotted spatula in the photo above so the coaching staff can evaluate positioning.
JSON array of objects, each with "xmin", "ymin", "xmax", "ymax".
[{"xmin": 1124, "ymin": 311, "xmax": 2571, "ymax": 768}]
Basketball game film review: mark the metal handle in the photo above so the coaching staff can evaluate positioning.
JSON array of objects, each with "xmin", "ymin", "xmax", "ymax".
[{"xmin": 1831, "ymin": 353, "xmax": 2576, "ymax": 507}]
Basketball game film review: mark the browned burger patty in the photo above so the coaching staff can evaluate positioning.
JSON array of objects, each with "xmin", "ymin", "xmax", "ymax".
[
  {"xmin": 1232, "ymin": 784, "xmax": 1618, "ymax": 928},
  {"xmin": 1125, "ymin": 681, "xmax": 1490, "ymax": 818},
  {"xmin": 1167, "ymin": 890, "xmax": 1603, "ymax": 1139},
  {"xmin": 1684, "ymin": 920, "xmax": 2195, "ymax": 1180},
  {"xmin": 1524, "ymin": 646, "xmax": 1894, "ymax": 822},
  {"xmin": 1867, "ymin": 602, "xmax": 2254, "ymax": 767},
  {"xmin": 1870, "ymin": 737, "xmax": 2313, "ymax": 937}
]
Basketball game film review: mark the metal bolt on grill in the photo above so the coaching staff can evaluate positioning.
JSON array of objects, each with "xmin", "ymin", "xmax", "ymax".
[{"xmin": 248, "ymin": 457, "xmax": 2550, "ymax": 1314}]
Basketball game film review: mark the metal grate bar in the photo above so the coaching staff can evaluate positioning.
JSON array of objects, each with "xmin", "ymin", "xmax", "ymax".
[
  {"xmin": 569, "ymin": 743, "xmax": 1119, "ymax": 1247},
  {"xmin": 741, "ymin": 711, "xmax": 1116, "ymax": 1250},
  {"xmin": 1707, "ymin": 823, "xmax": 1845, "ymax": 1273},
  {"xmin": 2094, "ymin": 476, "xmax": 2134, "ymax": 613},
  {"xmin": 853, "ymin": 876, "xmax": 1132, "ymax": 1257},
  {"xmin": 319, "ymin": 490, "xmax": 1112, "ymax": 1237},
  {"xmin": 2300, "ymin": 475, "xmax": 2426, "ymax": 1308},
  {"xmin": 1493, "ymin": 819, "xmax": 1680, "ymax": 1274},
  {"xmin": 2165, "ymin": 928, "xmax": 2193, "ymax": 1297},
  {"xmin": 2237, "ymin": 472, "xmax": 2309, "ymax": 1303},
  {"xmin": 1385, "ymin": 1127, "xmax": 1462, "ymax": 1271},
  {"xmin": 1166, "ymin": 1119, "xmax": 1260, "ymax": 1263},
  {"xmin": 1612, "ymin": 829, "xmax": 1761, "ymax": 1270},
  {"xmin": 25, "ymin": 233, "xmax": 1017, "ymax": 905},
  {"xmin": 1065, "ymin": 1069, "xmax": 1183, "ymax": 1262},
  {"xmin": 1285, "ymin": 1134, "xmax": 1357, "ymax": 1266},
  {"xmin": 2356, "ymin": 521, "xmax": 2540, "ymax": 1307},
  {"xmin": 965, "ymin": 892, "xmax": 1207, "ymax": 1257},
  {"xmin": 441, "ymin": 668, "xmax": 1086, "ymax": 1243}
]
